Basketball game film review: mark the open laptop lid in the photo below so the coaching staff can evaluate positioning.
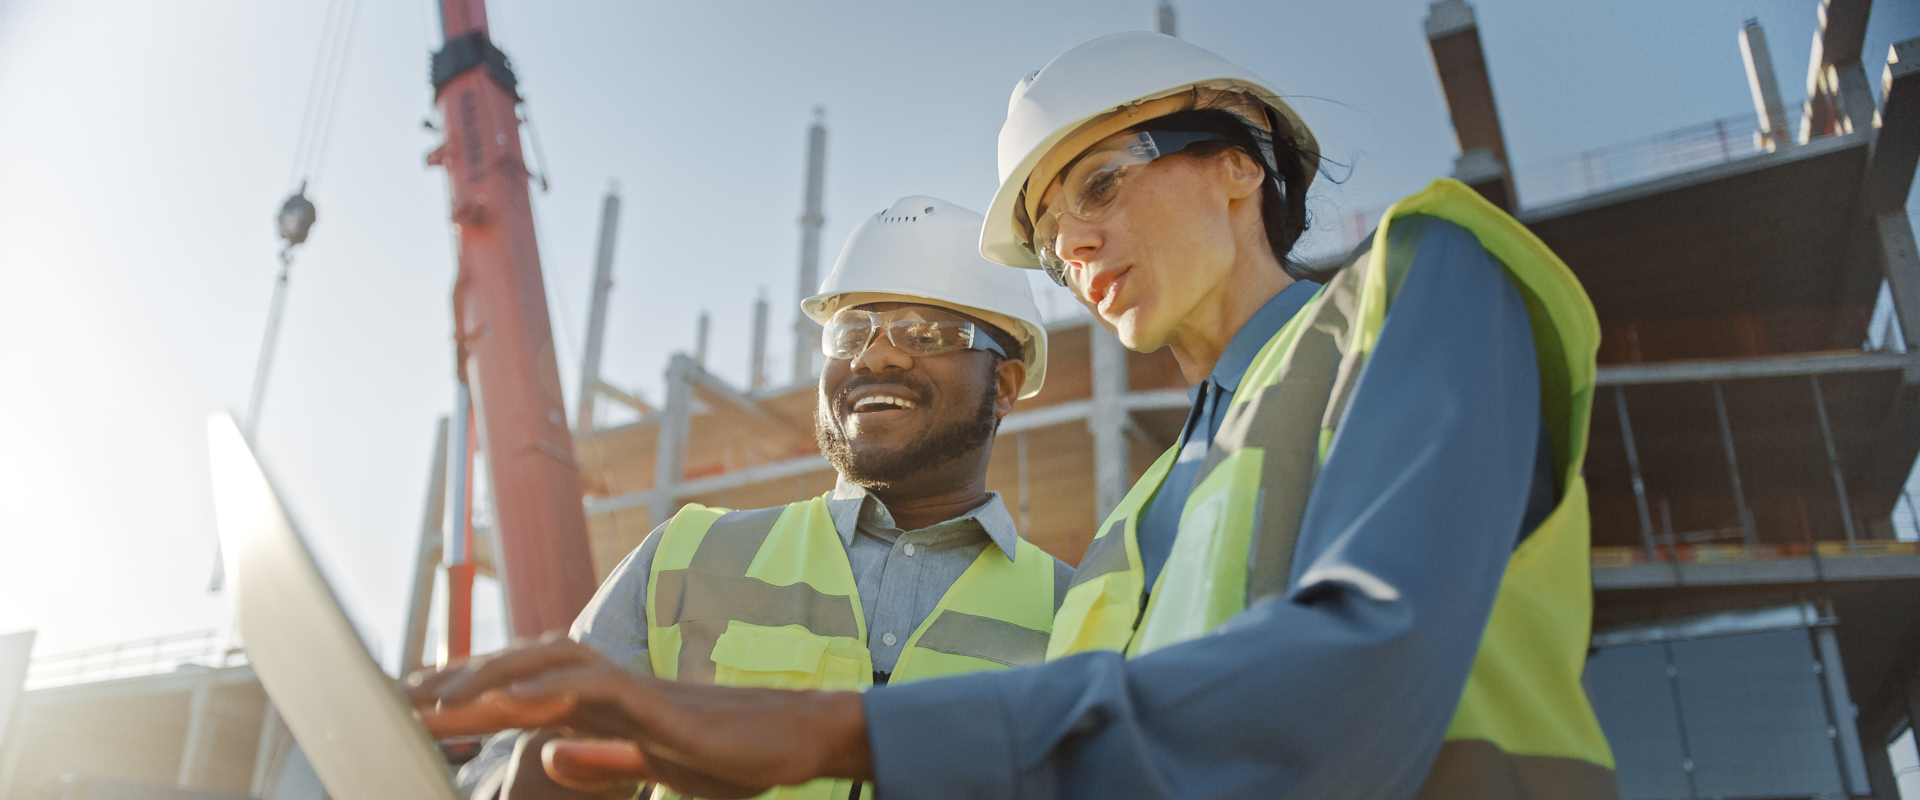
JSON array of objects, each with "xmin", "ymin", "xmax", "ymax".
[{"xmin": 207, "ymin": 414, "xmax": 458, "ymax": 800}]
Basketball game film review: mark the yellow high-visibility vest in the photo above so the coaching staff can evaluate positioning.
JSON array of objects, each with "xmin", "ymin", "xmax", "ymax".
[
  {"xmin": 1048, "ymin": 178, "xmax": 1616, "ymax": 798},
  {"xmin": 647, "ymin": 493, "xmax": 1057, "ymax": 800}
]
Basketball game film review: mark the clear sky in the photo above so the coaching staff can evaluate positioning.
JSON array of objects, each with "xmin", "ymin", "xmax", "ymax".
[{"xmin": 1, "ymin": 0, "xmax": 1915, "ymax": 673}]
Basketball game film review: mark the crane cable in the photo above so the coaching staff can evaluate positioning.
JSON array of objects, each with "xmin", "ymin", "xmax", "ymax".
[
  {"xmin": 243, "ymin": 0, "xmax": 361, "ymax": 441},
  {"xmin": 217, "ymin": 0, "xmax": 361, "ymax": 596}
]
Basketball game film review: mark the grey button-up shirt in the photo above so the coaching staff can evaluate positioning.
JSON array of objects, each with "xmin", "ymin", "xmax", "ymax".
[{"xmin": 457, "ymin": 481, "xmax": 1074, "ymax": 798}]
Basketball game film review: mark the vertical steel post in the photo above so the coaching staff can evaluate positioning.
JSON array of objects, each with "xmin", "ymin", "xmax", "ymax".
[
  {"xmin": 575, "ymin": 188, "xmax": 622, "ymax": 434},
  {"xmin": 1811, "ymin": 375, "xmax": 1862, "ymax": 554},
  {"xmin": 1814, "ymin": 601, "xmax": 1873, "ymax": 795},
  {"xmin": 1713, "ymin": 381, "xmax": 1760, "ymax": 547},
  {"xmin": 695, "ymin": 311, "xmax": 711, "ymax": 369},
  {"xmin": 750, "ymin": 291, "xmax": 769, "ymax": 391},
  {"xmin": 1614, "ymin": 387, "xmax": 1662, "ymax": 563},
  {"xmin": 652, "ymin": 355, "xmax": 695, "ymax": 528},
  {"xmin": 443, "ymin": 384, "xmax": 476, "ymax": 660},
  {"xmin": 1661, "ymin": 640, "xmax": 1701, "ymax": 798},
  {"xmin": 446, "ymin": 384, "xmax": 472, "ymax": 567},
  {"xmin": 401, "ymin": 417, "xmax": 450, "ymax": 674},
  {"xmin": 1090, "ymin": 326, "xmax": 1131, "ymax": 521},
  {"xmin": 792, "ymin": 110, "xmax": 827, "ymax": 383}
]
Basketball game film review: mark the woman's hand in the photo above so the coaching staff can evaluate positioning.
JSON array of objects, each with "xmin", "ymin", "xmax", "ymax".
[{"xmin": 404, "ymin": 634, "xmax": 872, "ymax": 798}]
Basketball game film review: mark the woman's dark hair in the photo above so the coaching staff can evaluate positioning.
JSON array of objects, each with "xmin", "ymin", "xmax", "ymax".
[{"xmin": 1131, "ymin": 99, "xmax": 1337, "ymax": 283}]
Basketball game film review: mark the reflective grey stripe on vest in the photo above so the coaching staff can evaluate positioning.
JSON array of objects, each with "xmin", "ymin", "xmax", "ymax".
[
  {"xmin": 653, "ymin": 505, "xmax": 860, "ymax": 683},
  {"xmin": 1196, "ymin": 255, "xmax": 1362, "ymax": 606},
  {"xmin": 1414, "ymin": 739, "xmax": 1618, "ymax": 800},
  {"xmin": 1190, "ymin": 217, "xmax": 1449, "ymax": 606},
  {"xmin": 914, "ymin": 610, "xmax": 1048, "ymax": 668},
  {"xmin": 1067, "ymin": 519, "xmax": 1130, "ymax": 589}
]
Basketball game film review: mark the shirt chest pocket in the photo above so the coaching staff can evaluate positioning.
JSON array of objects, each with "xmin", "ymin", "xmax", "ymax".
[{"xmin": 709, "ymin": 623, "xmax": 865, "ymax": 690}]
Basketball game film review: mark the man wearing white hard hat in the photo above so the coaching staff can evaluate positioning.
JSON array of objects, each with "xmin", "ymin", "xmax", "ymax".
[
  {"xmin": 443, "ymin": 196, "xmax": 1068, "ymax": 800},
  {"xmin": 411, "ymin": 33, "xmax": 1613, "ymax": 800}
]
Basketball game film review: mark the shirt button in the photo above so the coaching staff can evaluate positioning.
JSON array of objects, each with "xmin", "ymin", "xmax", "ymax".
[
  {"xmin": 882, "ymin": 633, "xmax": 897, "ymax": 647},
  {"xmin": 904, "ymin": 543, "xmax": 917, "ymax": 557}
]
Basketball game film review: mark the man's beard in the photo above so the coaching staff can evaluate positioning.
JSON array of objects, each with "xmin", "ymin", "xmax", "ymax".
[{"xmin": 815, "ymin": 379, "xmax": 999, "ymax": 489}]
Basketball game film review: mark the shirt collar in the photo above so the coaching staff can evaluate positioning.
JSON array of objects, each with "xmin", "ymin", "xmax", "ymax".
[
  {"xmin": 1202, "ymin": 279, "xmax": 1319, "ymax": 395},
  {"xmin": 827, "ymin": 478, "xmax": 1024, "ymax": 561}
]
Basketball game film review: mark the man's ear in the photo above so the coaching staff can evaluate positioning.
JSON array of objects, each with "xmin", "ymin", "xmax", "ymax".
[
  {"xmin": 1217, "ymin": 149, "xmax": 1265, "ymax": 202},
  {"xmin": 993, "ymin": 359, "xmax": 1028, "ymax": 419}
]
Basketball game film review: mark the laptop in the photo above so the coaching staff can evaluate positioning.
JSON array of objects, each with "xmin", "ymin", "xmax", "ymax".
[{"xmin": 207, "ymin": 413, "xmax": 459, "ymax": 800}]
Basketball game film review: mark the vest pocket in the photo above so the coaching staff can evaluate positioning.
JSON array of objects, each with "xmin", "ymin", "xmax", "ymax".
[{"xmin": 710, "ymin": 623, "xmax": 832, "ymax": 690}]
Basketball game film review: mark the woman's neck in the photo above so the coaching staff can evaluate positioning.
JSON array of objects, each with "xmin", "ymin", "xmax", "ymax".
[{"xmin": 1165, "ymin": 255, "xmax": 1292, "ymax": 385}]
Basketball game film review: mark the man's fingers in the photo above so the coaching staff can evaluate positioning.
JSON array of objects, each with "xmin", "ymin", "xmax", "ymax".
[
  {"xmin": 418, "ymin": 689, "xmax": 576, "ymax": 738},
  {"xmin": 541, "ymin": 738, "xmax": 652, "ymax": 792},
  {"xmin": 500, "ymin": 665, "xmax": 661, "ymax": 740},
  {"xmin": 405, "ymin": 635, "xmax": 598, "ymax": 708}
]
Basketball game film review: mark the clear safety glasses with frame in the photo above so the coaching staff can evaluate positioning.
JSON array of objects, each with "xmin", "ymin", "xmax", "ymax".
[
  {"xmin": 1021, "ymin": 129, "xmax": 1231, "ymax": 286},
  {"xmin": 822, "ymin": 306, "xmax": 1009, "ymax": 361}
]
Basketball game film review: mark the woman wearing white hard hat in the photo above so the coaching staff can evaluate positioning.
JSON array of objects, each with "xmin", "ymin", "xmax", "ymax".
[
  {"xmin": 407, "ymin": 34, "xmax": 1612, "ymax": 800},
  {"xmin": 902, "ymin": 31, "xmax": 1610, "ymax": 800}
]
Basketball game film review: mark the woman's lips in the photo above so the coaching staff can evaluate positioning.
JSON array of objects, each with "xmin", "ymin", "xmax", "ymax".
[{"xmin": 1095, "ymin": 269, "xmax": 1129, "ymax": 317}]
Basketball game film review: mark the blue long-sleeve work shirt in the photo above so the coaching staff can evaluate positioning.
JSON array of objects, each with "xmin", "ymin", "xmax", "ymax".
[
  {"xmin": 863, "ymin": 217, "xmax": 1552, "ymax": 799},
  {"xmin": 1135, "ymin": 278, "xmax": 1320, "ymax": 591}
]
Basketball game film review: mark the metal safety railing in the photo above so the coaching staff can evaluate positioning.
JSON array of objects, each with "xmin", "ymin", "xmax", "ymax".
[
  {"xmin": 1514, "ymin": 105, "xmax": 1803, "ymax": 210},
  {"xmin": 24, "ymin": 629, "xmax": 244, "ymax": 690}
]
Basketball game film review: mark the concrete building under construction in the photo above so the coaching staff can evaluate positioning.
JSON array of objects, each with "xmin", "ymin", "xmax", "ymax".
[{"xmin": 567, "ymin": 2, "xmax": 1920, "ymax": 799}]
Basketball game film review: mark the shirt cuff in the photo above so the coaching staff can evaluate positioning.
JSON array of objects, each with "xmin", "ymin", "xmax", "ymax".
[{"xmin": 865, "ymin": 671, "xmax": 1019, "ymax": 800}]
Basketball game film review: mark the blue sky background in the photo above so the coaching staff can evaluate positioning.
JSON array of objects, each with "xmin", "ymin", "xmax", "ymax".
[{"xmin": 0, "ymin": 0, "xmax": 1915, "ymax": 670}]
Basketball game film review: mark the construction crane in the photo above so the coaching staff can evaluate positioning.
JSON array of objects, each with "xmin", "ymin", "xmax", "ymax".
[{"xmin": 423, "ymin": 0, "xmax": 597, "ymax": 657}]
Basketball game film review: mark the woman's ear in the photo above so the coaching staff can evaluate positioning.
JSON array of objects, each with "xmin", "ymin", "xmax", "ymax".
[{"xmin": 1217, "ymin": 148, "xmax": 1266, "ymax": 201}]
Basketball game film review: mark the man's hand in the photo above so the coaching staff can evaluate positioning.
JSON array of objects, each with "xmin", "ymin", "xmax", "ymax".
[
  {"xmin": 404, "ymin": 635, "xmax": 872, "ymax": 799},
  {"xmin": 538, "ymin": 737, "xmax": 647, "ymax": 794}
]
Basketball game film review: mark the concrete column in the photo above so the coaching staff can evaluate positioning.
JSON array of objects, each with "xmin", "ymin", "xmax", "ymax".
[
  {"xmin": 1425, "ymin": 0, "xmax": 1515, "ymax": 209},
  {"xmin": 0, "ymin": 708, "xmax": 30, "ymax": 800},
  {"xmin": 176, "ymin": 670, "xmax": 219, "ymax": 789},
  {"xmin": 1878, "ymin": 213, "xmax": 1920, "ymax": 373},
  {"xmin": 1832, "ymin": 61, "xmax": 1878, "ymax": 135},
  {"xmin": 1741, "ymin": 20, "xmax": 1796, "ymax": 151},
  {"xmin": 1864, "ymin": 736, "xmax": 1902, "ymax": 800},
  {"xmin": 651, "ymin": 355, "xmax": 695, "ymax": 528},
  {"xmin": 1089, "ymin": 326, "xmax": 1131, "ymax": 521},
  {"xmin": 250, "ymin": 703, "xmax": 288, "ymax": 797}
]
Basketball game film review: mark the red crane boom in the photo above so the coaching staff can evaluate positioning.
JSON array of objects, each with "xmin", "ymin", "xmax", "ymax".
[{"xmin": 427, "ymin": 0, "xmax": 597, "ymax": 643}]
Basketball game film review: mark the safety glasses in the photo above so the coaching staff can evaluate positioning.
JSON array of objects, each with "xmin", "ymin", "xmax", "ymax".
[
  {"xmin": 822, "ymin": 306, "xmax": 1008, "ymax": 361},
  {"xmin": 1025, "ymin": 129, "xmax": 1230, "ymax": 286}
]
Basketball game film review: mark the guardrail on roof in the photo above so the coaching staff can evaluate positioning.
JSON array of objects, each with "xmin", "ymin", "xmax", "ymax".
[
  {"xmin": 1514, "ymin": 107, "xmax": 1798, "ymax": 210},
  {"xmin": 25, "ymin": 629, "xmax": 245, "ymax": 690}
]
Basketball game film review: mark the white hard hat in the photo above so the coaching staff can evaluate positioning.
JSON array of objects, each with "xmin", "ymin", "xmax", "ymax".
[
  {"xmin": 980, "ymin": 31, "xmax": 1319, "ymax": 270},
  {"xmin": 804, "ymin": 196, "xmax": 1050, "ymax": 399}
]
